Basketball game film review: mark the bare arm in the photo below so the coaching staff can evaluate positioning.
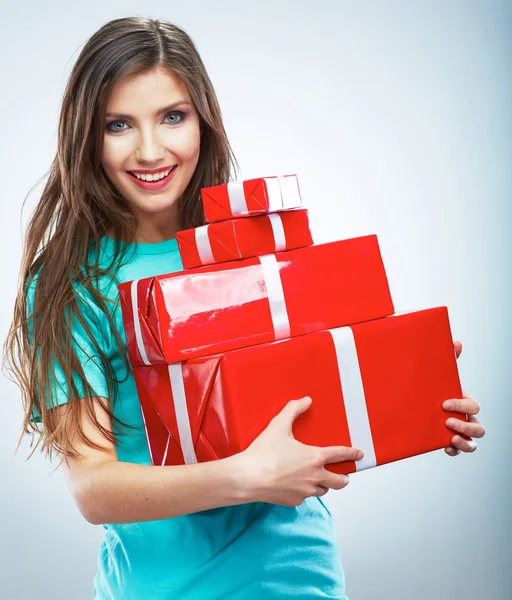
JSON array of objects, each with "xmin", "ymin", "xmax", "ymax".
[
  {"xmin": 59, "ymin": 397, "xmax": 251, "ymax": 525},
  {"xmin": 60, "ymin": 396, "xmax": 359, "ymax": 525}
]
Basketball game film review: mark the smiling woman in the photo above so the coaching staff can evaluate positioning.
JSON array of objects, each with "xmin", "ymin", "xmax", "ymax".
[
  {"xmin": 3, "ymin": 15, "xmax": 353, "ymax": 600},
  {"xmin": 100, "ymin": 68, "xmax": 202, "ymax": 238}
]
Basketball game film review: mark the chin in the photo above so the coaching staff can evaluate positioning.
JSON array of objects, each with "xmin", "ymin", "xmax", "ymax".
[{"xmin": 133, "ymin": 199, "xmax": 180, "ymax": 216}]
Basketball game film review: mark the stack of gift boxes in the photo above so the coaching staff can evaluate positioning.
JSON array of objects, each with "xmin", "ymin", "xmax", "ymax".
[{"xmin": 118, "ymin": 174, "xmax": 467, "ymax": 476}]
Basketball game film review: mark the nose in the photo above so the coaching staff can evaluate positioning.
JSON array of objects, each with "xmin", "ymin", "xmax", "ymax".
[{"xmin": 135, "ymin": 127, "xmax": 166, "ymax": 163}]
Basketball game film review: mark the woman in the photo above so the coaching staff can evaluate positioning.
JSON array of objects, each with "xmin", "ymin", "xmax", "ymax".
[{"xmin": 3, "ymin": 16, "xmax": 485, "ymax": 600}]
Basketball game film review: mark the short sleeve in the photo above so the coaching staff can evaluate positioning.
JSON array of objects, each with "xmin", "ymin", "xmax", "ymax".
[{"xmin": 26, "ymin": 274, "xmax": 111, "ymax": 424}]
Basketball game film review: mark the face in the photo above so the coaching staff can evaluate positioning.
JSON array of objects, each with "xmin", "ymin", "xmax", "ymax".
[{"xmin": 100, "ymin": 66, "xmax": 201, "ymax": 235}]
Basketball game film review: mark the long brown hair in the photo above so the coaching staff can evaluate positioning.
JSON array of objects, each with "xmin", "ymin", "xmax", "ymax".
[{"xmin": 2, "ymin": 16, "xmax": 240, "ymax": 468}]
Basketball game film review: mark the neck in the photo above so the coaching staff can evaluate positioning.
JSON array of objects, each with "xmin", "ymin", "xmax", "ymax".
[
  {"xmin": 135, "ymin": 226, "xmax": 179, "ymax": 244},
  {"xmin": 135, "ymin": 208, "xmax": 182, "ymax": 244}
]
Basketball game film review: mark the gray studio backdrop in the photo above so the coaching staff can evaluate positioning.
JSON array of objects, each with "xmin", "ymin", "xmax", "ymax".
[{"xmin": 1, "ymin": 1, "xmax": 510, "ymax": 599}]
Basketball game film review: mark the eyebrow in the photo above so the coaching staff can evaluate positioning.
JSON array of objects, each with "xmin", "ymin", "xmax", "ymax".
[{"xmin": 105, "ymin": 101, "xmax": 192, "ymax": 119}]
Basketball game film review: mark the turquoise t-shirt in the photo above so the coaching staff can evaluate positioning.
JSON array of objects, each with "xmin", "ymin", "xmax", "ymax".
[{"xmin": 27, "ymin": 235, "xmax": 349, "ymax": 600}]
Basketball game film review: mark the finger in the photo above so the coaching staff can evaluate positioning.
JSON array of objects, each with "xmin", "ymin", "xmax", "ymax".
[
  {"xmin": 321, "ymin": 446, "xmax": 364, "ymax": 465},
  {"xmin": 313, "ymin": 485, "xmax": 329, "ymax": 496},
  {"xmin": 445, "ymin": 417, "xmax": 486, "ymax": 439},
  {"xmin": 444, "ymin": 446, "xmax": 461, "ymax": 457},
  {"xmin": 442, "ymin": 397, "xmax": 480, "ymax": 416},
  {"xmin": 321, "ymin": 472, "xmax": 351, "ymax": 490},
  {"xmin": 281, "ymin": 397, "xmax": 312, "ymax": 434},
  {"xmin": 451, "ymin": 435, "xmax": 478, "ymax": 453},
  {"xmin": 453, "ymin": 340, "xmax": 463, "ymax": 359}
]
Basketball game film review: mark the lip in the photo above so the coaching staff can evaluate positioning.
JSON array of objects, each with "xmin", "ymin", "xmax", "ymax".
[{"xmin": 127, "ymin": 165, "xmax": 178, "ymax": 191}]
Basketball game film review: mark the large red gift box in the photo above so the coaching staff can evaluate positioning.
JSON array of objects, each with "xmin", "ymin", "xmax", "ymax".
[
  {"xmin": 138, "ymin": 388, "xmax": 173, "ymax": 466},
  {"xmin": 130, "ymin": 307, "xmax": 466, "ymax": 473},
  {"xmin": 118, "ymin": 235, "xmax": 394, "ymax": 364},
  {"xmin": 176, "ymin": 208, "xmax": 313, "ymax": 269},
  {"xmin": 201, "ymin": 174, "xmax": 303, "ymax": 223}
]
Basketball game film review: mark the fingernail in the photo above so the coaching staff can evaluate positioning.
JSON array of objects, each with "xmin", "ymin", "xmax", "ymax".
[
  {"xmin": 356, "ymin": 451, "xmax": 364, "ymax": 460},
  {"xmin": 444, "ymin": 401, "xmax": 455, "ymax": 410}
]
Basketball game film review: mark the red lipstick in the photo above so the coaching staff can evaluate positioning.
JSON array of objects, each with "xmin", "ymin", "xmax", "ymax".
[{"xmin": 127, "ymin": 165, "xmax": 178, "ymax": 191}]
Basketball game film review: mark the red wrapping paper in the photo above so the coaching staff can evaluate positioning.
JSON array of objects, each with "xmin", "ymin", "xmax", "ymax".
[
  {"xmin": 138, "ymin": 390, "xmax": 173, "ymax": 466},
  {"xmin": 131, "ymin": 307, "xmax": 466, "ymax": 473},
  {"xmin": 201, "ymin": 175, "xmax": 303, "ymax": 223},
  {"xmin": 118, "ymin": 235, "xmax": 395, "ymax": 364},
  {"xmin": 176, "ymin": 208, "xmax": 313, "ymax": 269}
]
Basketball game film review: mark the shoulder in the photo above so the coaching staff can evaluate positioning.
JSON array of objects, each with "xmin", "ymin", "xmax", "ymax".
[{"xmin": 25, "ymin": 262, "xmax": 110, "ymax": 331}]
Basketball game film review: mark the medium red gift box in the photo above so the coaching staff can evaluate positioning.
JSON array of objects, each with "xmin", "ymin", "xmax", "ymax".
[
  {"xmin": 201, "ymin": 174, "xmax": 303, "ymax": 223},
  {"xmin": 130, "ymin": 307, "xmax": 466, "ymax": 473},
  {"xmin": 176, "ymin": 208, "xmax": 313, "ymax": 269},
  {"xmin": 118, "ymin": 235, "xmax": 394, "ymax": 364}
]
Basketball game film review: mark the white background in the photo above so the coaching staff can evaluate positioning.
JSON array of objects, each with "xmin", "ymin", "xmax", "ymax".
[{"xmin": 1, "ymin": 1, "xmax": 510, "ymax": 598}]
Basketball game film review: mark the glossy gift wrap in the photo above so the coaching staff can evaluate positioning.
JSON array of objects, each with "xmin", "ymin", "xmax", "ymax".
[
  {"xmin": 118, "ymin": 235, "xmax": 395, "ymax": 364},
  {"xmin": 126, "ymin": 307, "xmax": 466, "ymax": 473}
]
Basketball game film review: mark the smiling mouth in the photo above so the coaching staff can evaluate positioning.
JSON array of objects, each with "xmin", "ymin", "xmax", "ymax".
[{"xmin": 128, "ymin": 165, "xmax": 177, "ymax": 182}]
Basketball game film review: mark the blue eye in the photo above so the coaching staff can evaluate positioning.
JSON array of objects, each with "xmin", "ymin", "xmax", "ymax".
[
  {"xmin": 106, "ymin": 121, "xmax": 128, "ymax": 133},
  {"xmin": 105, "ymin": 111, "xmax": 186, "ymax": 133},
  {"xmin": 164, "ymin": 111, "xmax": 186, "ymax": 125}
]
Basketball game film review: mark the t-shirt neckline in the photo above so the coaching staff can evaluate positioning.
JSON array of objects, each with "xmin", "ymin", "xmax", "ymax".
[{"xmin": 100, "ymin": 235, "xmax": 179, "ymax": 256}]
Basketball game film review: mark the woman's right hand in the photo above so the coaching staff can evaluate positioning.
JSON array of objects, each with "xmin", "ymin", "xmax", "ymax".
[{"xmin": 235, "ymin": 396, "xmax": 364, "ymax": 506}]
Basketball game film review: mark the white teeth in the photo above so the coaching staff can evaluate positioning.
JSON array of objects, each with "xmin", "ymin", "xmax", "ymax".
[{"xmin": 133, "ymin": 167, "xmax": 173, "ymax": 181}]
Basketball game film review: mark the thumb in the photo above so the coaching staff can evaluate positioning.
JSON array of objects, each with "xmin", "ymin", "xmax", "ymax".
[{"xmin": 282, "ymin": 396, "xmax": 312, "ymax": 435}]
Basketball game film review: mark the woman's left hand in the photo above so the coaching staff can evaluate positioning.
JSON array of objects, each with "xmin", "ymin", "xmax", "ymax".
[{"xmin": 442, "ymin": 341, "xmax": 486, "ymax": 457}]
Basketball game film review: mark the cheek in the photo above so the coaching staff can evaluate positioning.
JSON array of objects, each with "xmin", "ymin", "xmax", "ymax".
[
  {"xmin": 101, "ymin": 137, "xmax": 124, "ymax": 172},
  {"xmin": 170, "ymin": 126, "xmax": 201, "ymax": 162}
]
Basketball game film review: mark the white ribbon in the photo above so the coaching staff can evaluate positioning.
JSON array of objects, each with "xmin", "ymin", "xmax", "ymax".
[
  {"xmin": 168, "ymin": 363, "xmax": 198, "ymax": 464},
  {"xmin": 279, "ymin": 175, "xmax": 302, "ymax": 209},
  {"xmin": 227, "ymin": 181, "xmax": 249, "ymax": 215},
  {"xmin": 264, "ymin": 175, "xmax": 302, "ymax": 212},
  {"xmin": 227, "ymin": 175, "xmax": 301, "ymax": 217},
  {"xmin": 195, "ymin": 225, "xmax": 215, "ymax": 265},
  {"xmin": 263, "ymin": 176, "xmax": 284, "ymax": 212},
  {"xmin": 267, "ymin": 213, "xmax": 287, "ymax": 252},
  {"xmin": 131, "ymin": 280, "xmax": 151, "ymax": 366},
  {"xmin": 257, "ymin": 254, "xmax": 291, "ymax": 340},
  {"xmin": 327, "ymin": 327, "xmax": 376, "ymax": 471}
]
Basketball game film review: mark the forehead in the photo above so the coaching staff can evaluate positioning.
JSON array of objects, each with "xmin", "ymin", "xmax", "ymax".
[{"xmin": 105, "ymin": 67, "xmax": 191, "ymax": 111}]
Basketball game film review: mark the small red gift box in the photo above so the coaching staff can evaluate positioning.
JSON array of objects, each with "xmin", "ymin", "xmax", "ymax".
[
  {"xmin": 118, "ymin": 235, "xmax": 394, "ymax": 364},
  {"xmin": 131, "ymin": 307, "xmax": 466, "ymax": 473},
  {"xmin": 176, "ymin": 208, "xmax": 313, "ymax": 269},
  {"xmin": 201, "ymin": 174, "xmax": 303, "ymax": 223}
]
